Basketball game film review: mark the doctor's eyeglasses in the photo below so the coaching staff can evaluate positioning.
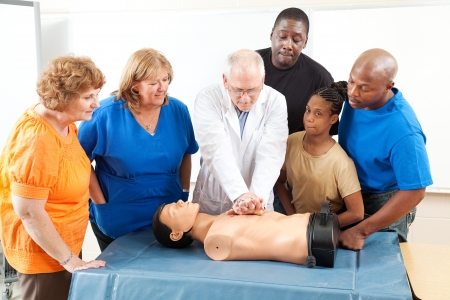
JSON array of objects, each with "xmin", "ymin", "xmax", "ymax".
[{"xmin": 227, "ymin": 83, "xmax": 262, "ymax": 97}]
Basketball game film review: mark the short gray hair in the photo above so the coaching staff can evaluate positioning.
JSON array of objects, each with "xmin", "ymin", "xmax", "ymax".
[{"xmin": 224, "ymin": 49, "xmax": 265, "ymax": 80}]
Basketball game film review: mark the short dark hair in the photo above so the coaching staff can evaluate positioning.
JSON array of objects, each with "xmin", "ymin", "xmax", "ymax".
[
  {"xmin": 273, "ymin": 7, "xmax": 310, "ymax": 36},
  {"xmin": 152, "ymin": 203, "xmax": 194, "ymax": 248},
  {"xmin": 312, "ymin": 81, "xmax": 348, "ymax": 115}
]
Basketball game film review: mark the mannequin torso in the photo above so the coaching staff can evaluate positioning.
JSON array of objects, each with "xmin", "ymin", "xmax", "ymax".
[{"xmin": 202, "ymin": 212, "xmax": 310, "ymax": 264}]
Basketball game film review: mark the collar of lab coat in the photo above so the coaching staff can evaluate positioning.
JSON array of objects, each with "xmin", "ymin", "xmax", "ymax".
[{"xmin": 221, "ymin": 84, "xmax": 268, "ymax": 147}]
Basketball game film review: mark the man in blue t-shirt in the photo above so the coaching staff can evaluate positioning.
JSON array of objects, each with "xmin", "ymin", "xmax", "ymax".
[{"xmin": 339, "ymin": 48, "xmax": 433, "ymax": 250}]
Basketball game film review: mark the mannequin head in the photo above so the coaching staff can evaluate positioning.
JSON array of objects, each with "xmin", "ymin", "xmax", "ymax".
[{"xmin": 152, "ymin": 201, "xmax": 199, "ymax": 248}]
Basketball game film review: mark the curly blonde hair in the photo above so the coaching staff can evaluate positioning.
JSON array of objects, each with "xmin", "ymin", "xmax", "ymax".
[
  {"xmin": 37, "ymin": 55, "xmax": 105, "ymax": 111},
  {"xmin": 113, "ymin": 48, "xmax": 173, "ymax": 112}
]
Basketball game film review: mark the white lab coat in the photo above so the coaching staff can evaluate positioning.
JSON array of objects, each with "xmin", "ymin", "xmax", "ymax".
[{"xmin": 192, "ymin": 83, "xmax": 288, "ymax": 215}]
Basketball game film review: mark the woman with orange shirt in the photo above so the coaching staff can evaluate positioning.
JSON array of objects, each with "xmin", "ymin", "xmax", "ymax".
[{"xmin": 0, "ymin": 55, "xmax": 106, "ymax": 300}]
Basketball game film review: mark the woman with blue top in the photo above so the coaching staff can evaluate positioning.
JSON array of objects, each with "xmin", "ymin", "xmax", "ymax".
[{"xmin": 78, "ymin": 48, "xmax": 199, "ymax": 251}]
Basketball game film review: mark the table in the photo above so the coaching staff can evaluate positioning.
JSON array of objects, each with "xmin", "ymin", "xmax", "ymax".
[
  {"xmin": 400, "ymin": 243, "xmax": 450, "ymax": 300},
  {"xmin": 69, "ymin": 231, "xmax": 412, "ymax": 300}
]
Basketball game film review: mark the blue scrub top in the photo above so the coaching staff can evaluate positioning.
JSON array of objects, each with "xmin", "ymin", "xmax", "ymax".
[{"xmin": 78, "ymin": 96, "xmax": 198, "ymax": 239}]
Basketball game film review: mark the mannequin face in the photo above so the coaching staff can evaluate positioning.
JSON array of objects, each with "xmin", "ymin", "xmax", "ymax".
[{"xmin": 160, "ymin": 201, "xmax": 200, "ymax": 234}]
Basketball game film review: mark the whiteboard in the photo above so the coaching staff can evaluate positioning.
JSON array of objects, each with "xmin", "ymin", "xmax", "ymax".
[
  {"xmin": 67, "ymin": 8, "xmax": 305, "ymax": 181},
  {"xmin": 27, "ymin": 4, "xmax": 448, "ymax": 190},
  {"xmin": 0, "ymin": 0, "xmax": 41, "ymax": 150},
  {"xmin": 311, "ymin": 5, "xmax": 450, "ymax": 192}
]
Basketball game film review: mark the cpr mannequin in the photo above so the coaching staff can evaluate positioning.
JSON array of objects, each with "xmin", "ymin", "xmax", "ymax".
[{"xmin": 152, "ymin": 200, "xmax": 340, "ymax": 267}]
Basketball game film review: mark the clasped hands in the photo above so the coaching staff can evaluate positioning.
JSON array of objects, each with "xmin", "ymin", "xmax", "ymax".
[{"xmin": 226, "ymin": 192, "xmax": 265, "ymax": 216}]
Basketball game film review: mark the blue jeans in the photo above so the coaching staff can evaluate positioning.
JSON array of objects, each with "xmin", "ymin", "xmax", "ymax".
[{"xmin": 363, "ymin": 189, "xmax": 416, "ymax": 242}]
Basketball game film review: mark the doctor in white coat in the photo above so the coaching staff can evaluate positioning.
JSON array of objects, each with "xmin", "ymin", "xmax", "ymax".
[{"xmin": 192, "ymin": 49, "xmax": 288, "ymax": 215}]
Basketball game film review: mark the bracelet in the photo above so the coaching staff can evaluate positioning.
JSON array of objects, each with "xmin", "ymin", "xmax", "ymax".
[
  {"xmin": 182, "ymin": 189, "xmax": 190, "ymax": 193},
  {"xmin": 60, "ymin": 252, "xmax": 74, "ymax": 266}
]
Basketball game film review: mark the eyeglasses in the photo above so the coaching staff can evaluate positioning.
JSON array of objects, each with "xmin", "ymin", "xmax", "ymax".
[{"xmin": 227, "ymin": 83, "xmax": 262, "ymax": 97}]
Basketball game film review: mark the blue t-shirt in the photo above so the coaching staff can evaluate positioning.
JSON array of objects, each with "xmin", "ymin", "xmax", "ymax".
[
  {"xmin": 339, "ymin": 88, "xmax": 432, "ymax": 193},
  {"xmin": 78, "ymin": 96, "xmax": 198, "ymax": 238}
]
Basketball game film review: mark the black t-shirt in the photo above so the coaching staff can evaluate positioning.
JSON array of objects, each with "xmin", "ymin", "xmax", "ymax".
[{"xmin": 256, "ymin": 47, "xmax": 336, "ymax": 135}]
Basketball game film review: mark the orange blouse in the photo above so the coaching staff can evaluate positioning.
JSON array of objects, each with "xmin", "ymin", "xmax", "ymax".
[{"xmin": 0, "ymin": 105, "xmax": 90, "ymax": 274}]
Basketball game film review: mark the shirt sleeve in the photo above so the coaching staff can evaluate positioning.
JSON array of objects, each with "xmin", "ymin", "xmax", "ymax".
[
  {"xmin": 250, "ymin": 89, "xmax": 288, "ymax": 201},
  {"xmin": 337, "ymin": 154, "xmax": 361, "ymax": 199},
  {"xmin": 194, "ymin": 87, "xmax": 249, "ymax": 201},
  {"xmin": 9, "ymin": 122, "xmax": 59, "ymax": 200},
  {"xmin": 391, "ymin": 133, "xmax": 433, "ymax": 190}
]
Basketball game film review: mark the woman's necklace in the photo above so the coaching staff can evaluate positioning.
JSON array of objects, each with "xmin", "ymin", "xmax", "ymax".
[{"xmin": 137, "ymin": 107, "xmax": 160, "ymax": 132}]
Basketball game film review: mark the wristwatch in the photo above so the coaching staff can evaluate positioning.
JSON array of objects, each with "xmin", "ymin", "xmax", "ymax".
[{"xmin": 182, "ymin": 189, "xmax": 190, "ymax": 193}]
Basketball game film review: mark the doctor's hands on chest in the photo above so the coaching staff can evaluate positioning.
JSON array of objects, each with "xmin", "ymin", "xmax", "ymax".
[{"xmin": 226, "ymin": 192, "xmax": 265, "ymax": 216}]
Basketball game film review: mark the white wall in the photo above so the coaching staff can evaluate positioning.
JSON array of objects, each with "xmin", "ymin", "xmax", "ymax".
[
  {"xmin": 37, "ymin": 0, "xmax": 448, "ymax": 13},
  {"xmin": 0, "ymin": 2, "xmax": 41, "ymax": 151},
  {"xmin": 409, "ymin": 193, "xmax": 450, "ymax": 245},
  {"xmin": 34, "ymin": 0, "xmax": 450, "ymax": 259}
]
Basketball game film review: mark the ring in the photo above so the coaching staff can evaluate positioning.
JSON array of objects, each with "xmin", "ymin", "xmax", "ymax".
[{"xmin": 236, "ymin": 198, "xmax": 244, "ymax": 205}]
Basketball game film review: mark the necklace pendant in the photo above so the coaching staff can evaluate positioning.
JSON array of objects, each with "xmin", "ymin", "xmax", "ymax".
[{"xmin": 146, "ymin": 125, "xmax": 151, "ymax": 131}]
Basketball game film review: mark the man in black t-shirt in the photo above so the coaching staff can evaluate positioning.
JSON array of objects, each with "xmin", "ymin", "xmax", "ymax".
[
  {"xmin": 257, "ymin": 7, "xmax": 334, "ymax": 214},
  {"xmin": 256, "ymin": 7, "xmax": 334, "ymax": 135}
]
